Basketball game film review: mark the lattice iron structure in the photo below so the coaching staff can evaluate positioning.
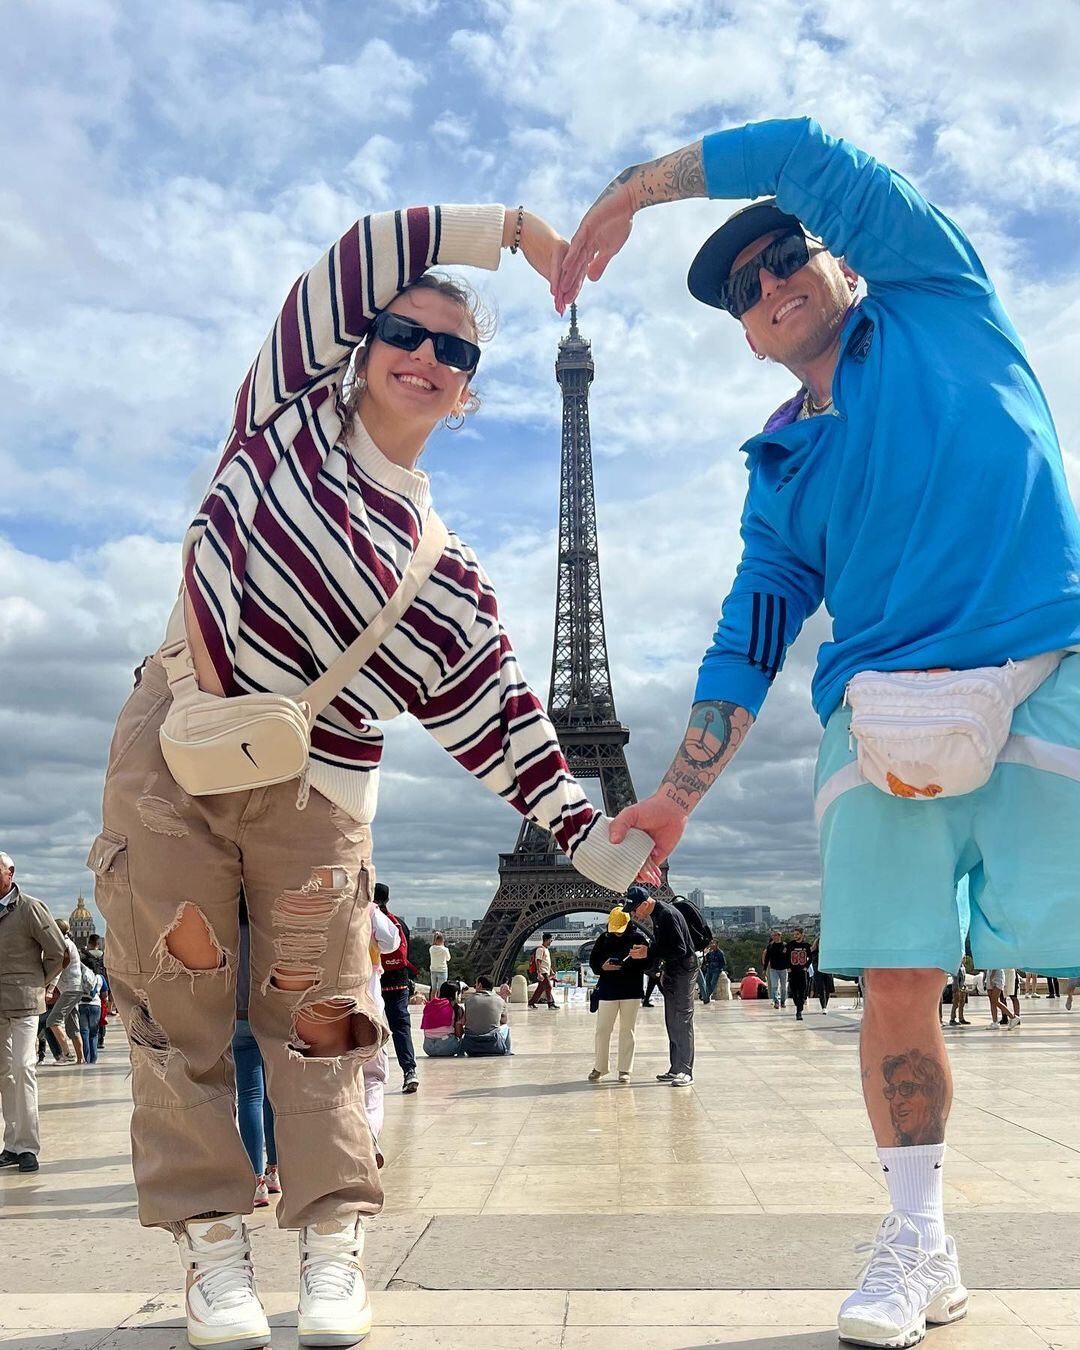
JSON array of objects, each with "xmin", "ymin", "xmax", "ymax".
[{"xmin": 468, "ymin": 306, "xmax": 670, "ymax": 982}]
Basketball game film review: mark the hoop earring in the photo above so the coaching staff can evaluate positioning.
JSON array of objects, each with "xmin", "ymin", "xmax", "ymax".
[
  {"xmin": 444, "ymin": 411, "xmax": 466, "ymax": 431},
  {"xmin": 754, "ymin": 352, "xmax": 766, "ymax": 361}
]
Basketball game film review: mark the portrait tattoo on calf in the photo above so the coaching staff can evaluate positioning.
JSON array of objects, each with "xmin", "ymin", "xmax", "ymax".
[{"xmin": 881, "ymin": 1049, "xmax": 947, "ymax": 1146}]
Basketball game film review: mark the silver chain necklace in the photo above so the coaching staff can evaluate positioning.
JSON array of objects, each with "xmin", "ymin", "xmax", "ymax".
[{"xmin": 803, "ymin": 388, "xmax": 834, "ymax": 416}]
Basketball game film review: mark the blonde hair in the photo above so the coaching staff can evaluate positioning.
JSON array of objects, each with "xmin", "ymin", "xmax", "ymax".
[{"xmin": 342, "ymin": 272, "xmax": 497, "ymax": 424}]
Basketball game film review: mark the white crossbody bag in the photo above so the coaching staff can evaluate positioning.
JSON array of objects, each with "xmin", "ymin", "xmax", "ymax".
[
  {"xmin": 157, "ymin": 511, "xmax": 449, "ymax": 804},
  {"xmin": 844, "ymin": 651, "xmax": 1063, "ymax": 799}
]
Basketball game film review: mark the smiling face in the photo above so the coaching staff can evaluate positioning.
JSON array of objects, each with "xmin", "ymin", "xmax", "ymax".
[
  {"xmin": 734, "ymin": 229, "xmax": 856, "ymax": 369},
  {"xmin": 358, "ymin": 287, "xmax": 477, "ymax": 435}
]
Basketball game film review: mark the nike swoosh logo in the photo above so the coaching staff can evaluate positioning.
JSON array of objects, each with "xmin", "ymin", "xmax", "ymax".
[
  {"xmin": 240, "ymin": 742, "xmax": 258, "ymax": 768},
  {"xmin": 934, "ymin": 1162, "xmax": 942, "ymax": 1169}
]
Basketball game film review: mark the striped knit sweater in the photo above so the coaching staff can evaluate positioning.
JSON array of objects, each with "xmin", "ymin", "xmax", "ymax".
[{"xmin": 180, "ymin": 202, "xmax": 651, "ymax": 893}]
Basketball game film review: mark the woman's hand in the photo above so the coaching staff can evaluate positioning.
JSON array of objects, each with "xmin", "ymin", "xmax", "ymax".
[
  {"xmin": 555, "ymin": 172, "xmax": 636, "ymax": 312},
  {"xmin": 504, "ymin": 209, "xmax": 569, "ymax": 295},
  {"xmin": 629, "ymin": 944, "xmax": 649, "ymax": 961},
  {"xmin": 602, "ymin": 960, "xmax": 621, "ymax": 972}
]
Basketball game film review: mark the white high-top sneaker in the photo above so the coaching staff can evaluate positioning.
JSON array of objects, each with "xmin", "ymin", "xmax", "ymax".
[
  {"xmin": 297, "ymin": 1214, "xmax": 372, "ymax": 1347},
  {"xmin": 838, "ymin": 1213, "xmax": 968, "ymax": 1347},
  {"xmin": 178, "ymin": 1214, "xmax": 270, "ymax": 1350}
]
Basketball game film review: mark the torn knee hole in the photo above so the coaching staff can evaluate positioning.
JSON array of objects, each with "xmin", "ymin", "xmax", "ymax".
[
  {"xmin": 158, "ymin": 903, "xmax": 227, "ymax": 972},
  {"xmin": 289, "ymin": 998, "xmax": 378, "ymax": 1059}
]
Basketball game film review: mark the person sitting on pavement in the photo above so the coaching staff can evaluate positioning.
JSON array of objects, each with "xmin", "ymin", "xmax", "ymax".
[
  {"xmin": 461, "ymin": 976, "xmax": 512, "ymax": 1056},
  {"xmin": 588, "ymin": 907, "xmax": 651, "ymax": 1084},
  {"xmin": 739, "ymin": 968, "xmax": 768, "ymax": 1001},
  {"xmin": 422, "ymin": 981, "xmax": 465, "ymax": 1057}
]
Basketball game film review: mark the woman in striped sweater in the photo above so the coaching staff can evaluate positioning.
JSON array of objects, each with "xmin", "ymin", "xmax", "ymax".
[{"xmin": 90, "ymin": 203, "xmax": 656, "ymax": 1350}]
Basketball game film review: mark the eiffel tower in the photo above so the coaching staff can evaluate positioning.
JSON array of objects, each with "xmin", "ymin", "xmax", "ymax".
[{"xmin": 469, "ymin": 305, "xmax": 669, "ymax": 981}]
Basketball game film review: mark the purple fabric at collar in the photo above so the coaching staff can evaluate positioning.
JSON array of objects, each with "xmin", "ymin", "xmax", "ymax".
[{"xmin": 763, "ymin": 390, "xmax": 806, "ymax": 433}]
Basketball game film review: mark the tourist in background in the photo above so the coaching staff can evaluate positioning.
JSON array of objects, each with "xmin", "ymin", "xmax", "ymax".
[
  {"xmin": 1045, "ymin": 975, "xmax": 1060, "ymax": 1000},
  {"xmin": 698, "ymin": 939, "xmax": 727, "ymax": 1004},
  {"xmin": 375, "ymin": 882, "xmax": 420, "ymax": 1095},
  {"xmin": 739, "ymin": 967, "xmax": 767, "ymax": 1000},
  {"xmin": 461, "ymin": 976, "xmax": 512, "ymax": 1056},
  {"xmin": 528, "ymin": 932, "xmax": 558, "ymax": 1009},
  {"xmin": 588, "ymin": 907, "xmax": 650, "ymax": 1084},
  {"xmin": 1023, "ymin": 970, "xmax": 1040, "ymax": 999},
  {"xmin": 232, "ymin": 899, "xmax": 279, "ymax": 1209},
  {"xmin": 77, "ymin": 962, "xmax": 103, "ymax": 1064},
  {"xmin": 45, "ymin": 919, "xmax": 84, "ymax": 1064},
  {"xmin": 428, "ymin": 931, "xmax": 450, "ymax": 996},
  {"xmin": 786, "ymin": 927, "xmax": 813, "ymax": 1022},
  {"xmin": 624, "ymin": 886, "xmax": 697, "ymax": 1086},
  {"xmin": 421, "ymin": 981, "xmax": 465, "ymax": 1057},
  {"xmin": 948, "ymin": 967, "xmax": 970, "ymax": 1027},
  {"xmin": 810, "ymin": 937, "xmax": 834, "ymax": 1014},
  {"xmin": 0, "ymin": 850, "xmax": 67, "ymax": 1173},
  {"xmin": 762, "ymin": 930, "xmax": 789, "ymax": 1009},
  {"xmin": 365, "ymin": 898, "xmax": 410, "ymax": 1169}
]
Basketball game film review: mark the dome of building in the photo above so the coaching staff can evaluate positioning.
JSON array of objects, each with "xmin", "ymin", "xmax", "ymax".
[{"xmin": 69, "ymin": 894, "xmax": 97, "ymax": 946}]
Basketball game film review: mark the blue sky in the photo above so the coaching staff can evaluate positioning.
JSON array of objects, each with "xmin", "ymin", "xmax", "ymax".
[{"xmin": 3, "ymin": 0, "xmax": 1079, "ymax": 926}]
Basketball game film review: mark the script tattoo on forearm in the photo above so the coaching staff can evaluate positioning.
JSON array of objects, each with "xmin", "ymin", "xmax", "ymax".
[
  {"xmin": 881, "ymin": 1050, "xmax": 948, "ymax": 1146},
  {"xmin": 592, "ymin": 141, "xmax": 706, "ymax": 214},
  {"xmin": 659, "ymin": 700, "xmax": 753, "ymax": 813}
]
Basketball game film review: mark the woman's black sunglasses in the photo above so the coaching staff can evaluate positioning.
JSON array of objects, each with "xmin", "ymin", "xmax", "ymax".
[
  {"xmin": 372, "ymin": 311, "xmax": 481, "ymax": 374},
  {"xmin": 718, "ymin": 229, "xmax": 824, "ymax": 319}
]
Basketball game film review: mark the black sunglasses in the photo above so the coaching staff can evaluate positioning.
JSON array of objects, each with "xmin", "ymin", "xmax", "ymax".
[
  {"xmin": 718, "ymin": 229, "xmax": 824, "ymax": 319},
  {"xmin": 372, "ymin": 311, "xmax": 481, "ymax": 374}
]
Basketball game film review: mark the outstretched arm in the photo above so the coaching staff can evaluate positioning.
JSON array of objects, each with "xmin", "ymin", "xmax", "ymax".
[
  {"xmin": 556, "ymin": 140, "xmax": 705, "ymax": 310},
  {"xmin": 610, "ymin": 699, "xmax": 754, "ymax": 865}
]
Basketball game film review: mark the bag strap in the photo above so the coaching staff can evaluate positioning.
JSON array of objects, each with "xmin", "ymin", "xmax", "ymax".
[
  {"xmin": 160, "ymin": 510, "xmax": 450, "ymax": 719},
  {"xmin": 301, "ymin": 509, "xmax": 449, "ymax": 719}
]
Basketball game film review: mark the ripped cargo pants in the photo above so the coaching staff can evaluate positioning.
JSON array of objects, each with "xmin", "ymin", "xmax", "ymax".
[{"xmin": 89, "ymin": 655, "xmax": 387, "ymax": 1231}]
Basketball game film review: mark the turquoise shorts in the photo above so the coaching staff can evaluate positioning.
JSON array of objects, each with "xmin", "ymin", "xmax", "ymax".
[{"xmin": 815, "ymin": 651, "xmax": 1080, "ymax": 978}]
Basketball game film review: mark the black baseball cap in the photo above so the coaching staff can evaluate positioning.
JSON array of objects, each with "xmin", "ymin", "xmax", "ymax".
[
  {"xmin": 687, "ymin": 197, "xmax": 803, "ymax": 311},
  {"xmin": 622, "ymin": 885, "xmax": 651, "ymax": 913}
]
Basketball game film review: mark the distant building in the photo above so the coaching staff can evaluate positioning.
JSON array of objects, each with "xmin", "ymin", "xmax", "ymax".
[
  {"xmin": 703, "ymin": 904, "xmax": 774, "ymax": 932},
  {"xmin": 69, "ymin": 895, "xmax": 96, "ymax": 946},
  {"xmin": 687, "ymin": 887, "xmax": 706, "ymax": 908},
  {"xmin": 416, "ymin": 915, "xmax": 432, "ymax": 931}
]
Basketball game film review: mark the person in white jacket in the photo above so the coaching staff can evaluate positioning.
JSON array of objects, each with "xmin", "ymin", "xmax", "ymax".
[{"xmin": 365, "ymin": 904, "xmax": 407, "ymax": 1168}]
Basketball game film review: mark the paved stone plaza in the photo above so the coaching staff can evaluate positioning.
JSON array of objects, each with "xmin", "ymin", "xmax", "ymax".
[{"xmin": 4, "ymin": 994, "xmax": 1080, "ymax": 1348}]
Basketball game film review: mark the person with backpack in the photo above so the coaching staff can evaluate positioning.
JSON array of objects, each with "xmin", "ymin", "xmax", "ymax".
[
  {"xmin": 77, "ymin": 961, "xmax": 103, "ymax": 1064},
  {"xmin": 527, "ymin": 934, "xmax": 557, "ymax": 1008},
  {"xmin": 624, "ymin": 886, "xmax": 698, "ymax": 1086},
  {"xmin": 374, "ymin": 883, "xmax": 419, "ymax": 1094}
]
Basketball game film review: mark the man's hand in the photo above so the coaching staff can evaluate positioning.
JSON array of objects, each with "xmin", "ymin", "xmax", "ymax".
[
  {"xmin": 505, "ymin": 209, "xmax": 569, "ymax": 293},
  {"xmin": 555, "ymin": 140, "xmax": 706, "ymax": 312},
  {"xmin": 556, "ymin": 174, "xmax": 636, "ymax": 312},
  {"xmin": 629, "ymin": 944, "xmax": 649, "ymax": 960},
  {"xmin": 610, "ymin": 792, "xmax": 689, "ymax": 867}
]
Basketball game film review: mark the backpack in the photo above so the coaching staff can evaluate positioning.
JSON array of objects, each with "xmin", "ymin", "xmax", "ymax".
[
  {"xmin": 527, "ymin": 953, "xmax": 538, "ymax": 977},
  {"xmin": 673, "ymin": 897, "xmax": 712, "ymax": 952},
  {"xmin": 380, "ymin": 914, "xmax": 413, "ymax": 973},
  {"xmin": 79, "ymin": 963, "xmax": 99, "ymax": 999}
]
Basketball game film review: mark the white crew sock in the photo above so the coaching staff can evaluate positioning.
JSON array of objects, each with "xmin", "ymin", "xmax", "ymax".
[{"xmin": 877, "ymin": 1143, "xmax": 946, "ymax": 1252}]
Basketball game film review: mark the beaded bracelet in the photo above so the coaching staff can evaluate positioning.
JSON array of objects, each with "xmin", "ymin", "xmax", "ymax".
[{"xmin": 510, "ymin": 205, "xmax": 525, "ymax": 254}]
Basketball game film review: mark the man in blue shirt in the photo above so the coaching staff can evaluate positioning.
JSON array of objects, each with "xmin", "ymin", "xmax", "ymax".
[{"xmin": 559, "ymin": 119, "xmax": 1080, "ymax": 1348}]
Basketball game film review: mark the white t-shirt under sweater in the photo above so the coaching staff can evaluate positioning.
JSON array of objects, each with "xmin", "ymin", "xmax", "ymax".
[{"xmin": 179, "ymin": 202, "xmax": 650, "ymax": 896}]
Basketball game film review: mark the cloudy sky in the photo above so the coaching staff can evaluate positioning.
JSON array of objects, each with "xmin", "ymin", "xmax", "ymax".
[{"xmin": 3, "ymin": 0, "xmax": 1079, "ymax": 927}]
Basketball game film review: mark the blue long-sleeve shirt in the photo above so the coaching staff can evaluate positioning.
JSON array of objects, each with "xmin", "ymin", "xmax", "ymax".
[{"xmin": 695, "ymin": 118, "xmax": 1080, "ymax": 724}]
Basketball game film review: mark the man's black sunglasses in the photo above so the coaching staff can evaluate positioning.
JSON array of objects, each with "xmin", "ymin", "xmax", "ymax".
[
  {"xmin": 372, "ymin": 311, "xmax": 481, "ymax": 374},
  {"xmin": 718, "ymin": 229, "xmax": 824, "ymax": 319}
]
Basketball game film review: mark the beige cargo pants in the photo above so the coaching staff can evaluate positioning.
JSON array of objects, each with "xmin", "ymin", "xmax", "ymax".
[{"xmin": 89, "ymin": 655, "xmax": 387, "ymax": 1231}]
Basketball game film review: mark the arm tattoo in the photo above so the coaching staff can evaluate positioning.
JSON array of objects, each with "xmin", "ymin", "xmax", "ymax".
[
  {"xmin": 659, "ymin": 700, "xmax": 753, "ymax": 812},
  {"xmin": 592, "ymin": 141, "xmax": 705, "ymax": 214},
  {"xmin": 881, "ymin": 1049, "xmax": 948, "ymax": 1146}
]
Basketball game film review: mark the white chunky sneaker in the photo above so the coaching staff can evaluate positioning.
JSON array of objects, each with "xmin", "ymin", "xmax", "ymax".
[
  {"xmin": 838, "ymin": 1214, "xmax": 968, "ymax": 1347},
  {"xmin": 298, "ymin": 1215, "xmax": 372, "ymax": 1346},
  {"xmin": 178, "ymin": 1214, "xmax": 270, "ymax": 1350}
]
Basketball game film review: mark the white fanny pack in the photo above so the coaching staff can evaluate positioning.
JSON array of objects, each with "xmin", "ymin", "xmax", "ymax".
[
  {"xmin": 158, "ymin": 511, "xmax": 449, "ymax": 804},
  {"xmin": 844, "ymin": 651, "xmax": 1063, "ymax": 799}
]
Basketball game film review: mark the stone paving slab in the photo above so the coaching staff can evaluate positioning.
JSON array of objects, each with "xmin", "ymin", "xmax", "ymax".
[{"xmin": 393, "ymin": 1213, "xmax": 1080, "ymax": 1290}]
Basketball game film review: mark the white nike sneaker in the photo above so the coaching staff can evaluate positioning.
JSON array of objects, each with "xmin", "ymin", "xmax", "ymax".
[
  {"xmin": 178, "ymin": 1214, "xmax": 270, "ymax": 1350},
  {"xmin": 297, "ymin": 1214, "xmax": 372, "ymax": 1346},
  {"xmin": 838, "ymin": 1213, "xmax": 968, "ymax": 1347}
]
